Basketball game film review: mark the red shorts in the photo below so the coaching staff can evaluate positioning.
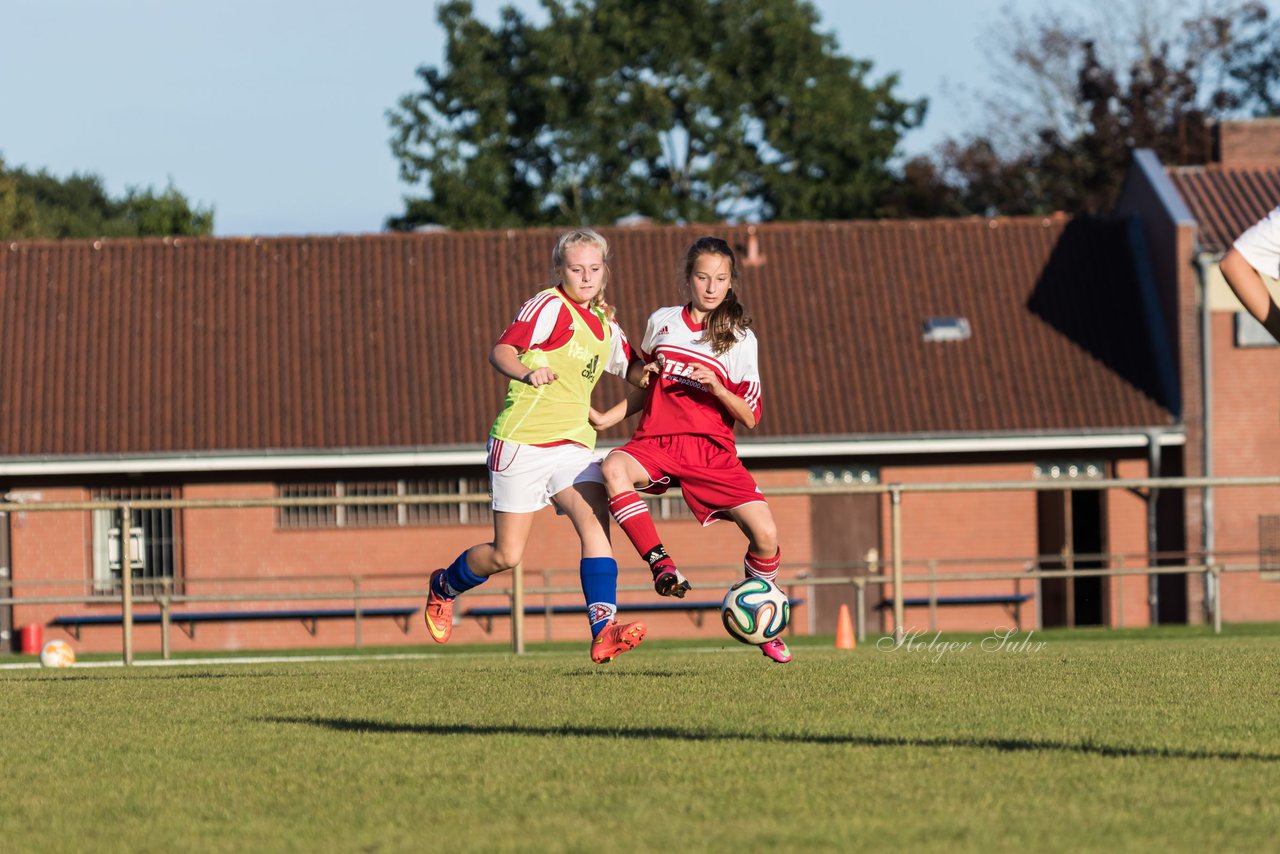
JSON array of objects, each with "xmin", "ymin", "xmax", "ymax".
[{"xmin": 610, "ymin": 434, "xmax": 766, "ymax": 526}]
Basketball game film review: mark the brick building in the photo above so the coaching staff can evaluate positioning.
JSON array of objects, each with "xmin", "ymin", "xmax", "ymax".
[
  {"xmin": 0, "ymin": 210, "xmax": 1197, "ymax": 654},
  {"xmin": 1117, "ymin": 118, "xmax": 1280, "ymax": 625}
]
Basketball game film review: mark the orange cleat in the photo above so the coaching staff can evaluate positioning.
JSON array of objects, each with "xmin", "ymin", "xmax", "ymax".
[
  {"xmin": 424, "ymin": 569, "xmax": 455, "ymax": 644},
  {"xmin": 590, "ymin": 620, "xmax": 647, "ymax": 663}
]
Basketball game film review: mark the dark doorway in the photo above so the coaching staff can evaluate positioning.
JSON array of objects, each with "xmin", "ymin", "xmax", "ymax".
[
  {"xmin": 809, "ymin": 493, "xmax": 881, "ymax": 634},
  {"xmin": 1038, "ymin": 488, "xmax": 1107, "ymax": 627},
  {"xmin": 1154, "ymin": 451, "xmax": 1188, "ymax": 624}
]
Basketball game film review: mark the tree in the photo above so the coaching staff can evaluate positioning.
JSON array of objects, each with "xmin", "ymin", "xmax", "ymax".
[
  {"xmin": 118, "ymin": 182, "xmax": 216, "ymax": 237},
  {"xmin": 1187, "ymin": 1, "xmax": 1280, "ymax": 115},
  {"xmin": 0, "ymin": 161, "xmax": 213, "ymax": 240},
  {"xmin": 0, "ymin": 158, "xmax": 40, "ymax": 239},
  {"xmin": 922, "ymin": 0, "xmax": 1279, "ymax": 217},
  {"xmin": 386, "ymin": 0, "xmax": 924, "ymax": 230}
]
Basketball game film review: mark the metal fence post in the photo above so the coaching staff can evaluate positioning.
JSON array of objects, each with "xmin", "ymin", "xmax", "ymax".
[
  {"xmin": 1211, "ymin": 564, "xmax": 1222, "ymax": 635},
  {"xmin": 159, "ymin": 576, "xmax": 172, "ymax": 660},
  {"xmin": 891, "ymin": 486, "xmax": 904, "ymax": 644},
  {"xmin": 854, "ymin": 577, "xmax": 866, "ymax": 644},
  {"xmin": 798, "ymin": 569, "xmax": 814, "ymax": 636},
  {"xmin": 1114, "ymin": 554, "xmax": 1124, "ymax": 629},
  {"xmin": 543, "ymin": 568, "xmax": 553, "ymax": 643},
  {"xmin": 1064, "ymin": 487, "xmax": 1075, "ymax": 629},
  {"xmin": 1031, "ymin": 559, "xmax": 1043, "ymax": 631},
  {"xmin": 511, "ymin": 562, "xmax": 526, "ymax": 654},
  {"xmin": 120, "ymin": 503, "xmax": 134, "ymax": 666},
  {"xmin": 927, "ymin": 559, "xmax": 938, "ymax": 633},
  {"xmin": 353, "ymin": 576, "xmax": 363, "ymax": 650},
  {"xmin": 866, "ymin": 548, "xmax": 879, "ymax": 639}
]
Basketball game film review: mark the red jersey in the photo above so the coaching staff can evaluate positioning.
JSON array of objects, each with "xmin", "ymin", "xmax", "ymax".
[
  {"xmin": 496, "ymin": 286, "xmax": 632, "ymax": 363},
  {"xmin": 634, "ymin": 304, "xmax": 762, "ymax": 450}
]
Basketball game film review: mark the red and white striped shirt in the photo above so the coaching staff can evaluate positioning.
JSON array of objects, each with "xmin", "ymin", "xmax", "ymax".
[
  {"xmin": 496, "ymin": 286, "xmax": 631, "ymax": 365},
  {"xmin": 634, "ymin": 304, "xmax": 762, "ymax": 450}
]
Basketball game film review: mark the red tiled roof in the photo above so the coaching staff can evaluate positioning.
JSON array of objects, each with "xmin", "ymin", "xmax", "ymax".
[
  {"xmin": 1167, "ymin": 164, "xmax": 1280, "ymax": 254},
  {"xmin": 0, "ymin": 218, "xmax": 1173, "ymax": 458}
]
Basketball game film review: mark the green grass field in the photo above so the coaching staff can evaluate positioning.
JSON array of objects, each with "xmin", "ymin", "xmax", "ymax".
[{"xmin": 3, "ymin": 625, "xmax": 1279, "ymax": 852}]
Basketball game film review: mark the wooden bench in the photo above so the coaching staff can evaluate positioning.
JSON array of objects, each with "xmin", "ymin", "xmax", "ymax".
[
  {"xmin": 50, "ymin": 607, "xmax": 419, "ymax": 640},
  {"xmin": 463, "ymin": 598, "xmax": 803, "ymax": 633}
]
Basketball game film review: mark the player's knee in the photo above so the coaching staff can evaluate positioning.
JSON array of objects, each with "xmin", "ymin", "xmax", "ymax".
[
  {"xmin": 601, "ymin": 452, "xmax": 623, "ymax": 477},
  {"xmin": 489, "ymin": 546, "xmax": 523, "ymax": 573},
  {"xmin": 600, "ymin": 453, "xmax": 631, "ymax": 489},
  {"xmin": 750, "ymin": 523, "xmax": 778, "ymax": 556}
]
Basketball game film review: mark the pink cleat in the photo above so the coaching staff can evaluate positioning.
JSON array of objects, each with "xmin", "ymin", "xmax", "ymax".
[
  {"xmin": 591, "ymin": 620, "xmax": 647, "ymax": 663},
  {"xmin": 760, "ymin": 638, "xmax": 792, "ymax": 664}
]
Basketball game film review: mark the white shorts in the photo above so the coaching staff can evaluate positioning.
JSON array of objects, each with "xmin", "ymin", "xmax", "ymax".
[{"xmin": 486, "ymin": 438, "xmax": 605, "ymax": 513}]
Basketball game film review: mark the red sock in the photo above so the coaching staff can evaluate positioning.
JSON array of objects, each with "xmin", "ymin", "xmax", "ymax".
[
  {"xmin": 609, "ymin": 491, "xmax": 674, "ymax": 575},
  {"xmin": 744, "ymin": 548, "xmax": 781, "ymax": 582}
]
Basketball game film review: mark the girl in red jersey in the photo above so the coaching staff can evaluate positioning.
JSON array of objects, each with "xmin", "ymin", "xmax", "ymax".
[
  {"xmin": 596, "ymin": 236, "xmax": 790, "ymax": 664},
  {"xmin": 424, "ymin": 228, "xmax": 646, "ymax": 664}
]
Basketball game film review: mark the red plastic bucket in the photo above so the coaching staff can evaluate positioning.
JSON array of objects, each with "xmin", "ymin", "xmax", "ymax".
[{"xmin": 19, "ymin": 624, "xmax": 43, "ymax": 655}]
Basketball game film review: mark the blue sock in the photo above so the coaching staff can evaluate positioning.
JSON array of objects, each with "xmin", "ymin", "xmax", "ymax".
[
  {"xmin": 434, "ymin": 550, "xmax": 487, "ymax": 599},
  {"xmin": 580, "ymin": 557, "xmax": 618, "ymax": 638}
]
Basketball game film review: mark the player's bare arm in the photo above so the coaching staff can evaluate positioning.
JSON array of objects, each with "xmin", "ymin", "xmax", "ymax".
[
  {"xmin": 591, "ymin": 385, "xmax": 646, "ymax": 431},
  {"xmin": 588, "ymin": 404, "xmax": 620, "ymax": 430},
  {"xmin": 1221, "ymin": 248, "xmax": 1280, "ymax": 343},
  {"xmin": 689, "ymin": 364, "xmax": 757, "ymax": 429},
  {"xmin": 489, "ymin": 343, "xmax": 558, "ymax": 386},
  {"xmin": 625, "ymin": 355, "xmax": 656, "ymax": 388}
]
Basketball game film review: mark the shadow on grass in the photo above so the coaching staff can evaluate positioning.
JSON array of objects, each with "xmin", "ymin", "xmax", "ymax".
[
  {"xmin": 565, "ymin": 669, "xmax": 682, "ymax": 678},
  {"xmin": 264, "ymin": 716, "xmax": 1280, "ymax": 763},
  {"xmin": 5, "ymin": 671, "xmax": 291, "ymax": 683}
]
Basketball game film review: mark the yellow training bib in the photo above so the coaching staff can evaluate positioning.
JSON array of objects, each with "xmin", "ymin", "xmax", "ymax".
[{"xmin": 490, "ymin": 289, "xmax": 612, "ymax": 449}]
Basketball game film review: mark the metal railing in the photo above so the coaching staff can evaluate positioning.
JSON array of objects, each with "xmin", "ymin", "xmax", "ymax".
[{"xmin": 1, "ymin": 473, "xmax": 1277, "ymax": 664}]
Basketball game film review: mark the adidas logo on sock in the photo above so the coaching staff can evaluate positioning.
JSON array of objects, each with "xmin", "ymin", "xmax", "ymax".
[{"xmin": 643, "ymin": 545, "xmax": 670, "ymax": 571}]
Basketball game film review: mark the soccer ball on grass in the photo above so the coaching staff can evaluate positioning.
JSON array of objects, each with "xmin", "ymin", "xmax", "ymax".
[
  {"xmin": 40, "ymin": 639, "xmax": 76, "ymax": 668},
  {"xmin": 720, "ymin": 577, "xmax": 789, "ymax": 645}
]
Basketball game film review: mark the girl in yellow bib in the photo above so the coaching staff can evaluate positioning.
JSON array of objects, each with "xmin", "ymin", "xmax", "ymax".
[{"xmin": 424, "ymin": 229, "xmax": 647, "ymax": 663}]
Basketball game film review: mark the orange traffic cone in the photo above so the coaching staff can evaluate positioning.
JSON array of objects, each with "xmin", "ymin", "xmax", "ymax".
[{"xmin": 835, "ymin": 603, "xmax": 856, "ymax": 649}]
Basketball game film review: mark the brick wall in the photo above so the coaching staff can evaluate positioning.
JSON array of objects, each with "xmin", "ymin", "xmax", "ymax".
[
  {"xmin": 1210, "ymin": 310, "xmax": 1280, "ymax": 621},
  {"xmin": 7, "ymin": 486, "xmax": 93, "ymax": 647},
  {"xmin": 1110, "ymin": 458, "xmax": 1155, "ymax": 627},
  {"xmin": 1179, "ymin": 224, "xmax": 1208, "ymax": 621},
  {"xmin": 877, "ymin": 461, "xmax": 1037, "ymax": 634},
  {"xmin": 7, "ymin": 466, "xmax": 816, "ymax": 655},
  {"xmin": 6, "ymin": 456, "xmax": 1176, "ymax": 654},
  {"xmin": 1216, "ymin": 119, "xmax": 1280, "ymax": 165}
]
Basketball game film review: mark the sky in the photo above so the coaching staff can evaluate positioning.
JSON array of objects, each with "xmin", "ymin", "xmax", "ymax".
[{"xmin": 0, "ymin": 0, "xmax": 1214, "ymax": 237}]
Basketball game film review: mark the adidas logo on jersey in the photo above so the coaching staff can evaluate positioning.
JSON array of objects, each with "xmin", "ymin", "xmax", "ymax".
[{"xmin": 656, "ymin": 325, "xmax": 670, "ymax": 336}]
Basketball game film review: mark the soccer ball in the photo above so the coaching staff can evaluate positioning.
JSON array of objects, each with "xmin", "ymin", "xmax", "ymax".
[
  {"xmin": 720, "ymin": 577, "xmax": 790, "ymax": 645},
  {"xmin": 40, "ymin": 639, "xmax": 76, "ymax": 668}
]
